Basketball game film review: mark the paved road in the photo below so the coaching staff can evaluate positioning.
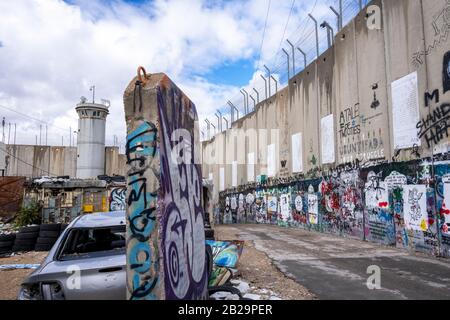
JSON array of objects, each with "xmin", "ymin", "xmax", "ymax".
[{"xmin": 220, "ymin": 224, "xmax": 450, "ymax": 300}]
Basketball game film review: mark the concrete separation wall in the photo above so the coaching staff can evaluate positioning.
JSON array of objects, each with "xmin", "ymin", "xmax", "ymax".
[
  {"xmin": 5, "ymin": 145, "xmax": 124, "ymax": 178},
  {"xmin": 124, "ymin": 69, "xmax": 207, "ymax": 300},
  {"xmin": 203, "ymin": 0, "xmax": 450, "ymax": 258},
  {"xmin": 203, "ymin": 0, "xmax": 450, "ymax": 195}
]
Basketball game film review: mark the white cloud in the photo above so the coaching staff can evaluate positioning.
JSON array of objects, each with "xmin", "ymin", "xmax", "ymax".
[{"xmin": 0, "ymin": 0, "xmax": 330, "ymax": 148}]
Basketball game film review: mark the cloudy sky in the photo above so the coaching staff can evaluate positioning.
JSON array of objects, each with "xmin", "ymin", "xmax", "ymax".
[{"xmin": 0, "ymin": 0, "xmax": 346, "ymax": 150}]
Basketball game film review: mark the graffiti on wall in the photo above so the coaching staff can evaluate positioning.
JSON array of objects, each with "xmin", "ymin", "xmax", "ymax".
[
  {"xmin": 411, "ymin": 1, "xmax": 450, "ymax": 67},
  {"xmin": 417, "ymin": 101, "xmax": 450, "ymax": 148},
  {"xmin": 206, "ymin": 240, "xmax": 244, "ymax": 268},
  {"xmin": 339, "ymin": 103, "xmax": 361, "ymax": 139},
  {"xmin": 125, "ymin": 120, "xmax": 159, "ymax": 300},
  {"xmin": 109, "ymin": 187, "xmax": 126, "ymax": 211},
  {"xmin": 158, "ymin": 79, "xmax": 208, "ymax": 300},
  {"xmin": 403, "ymin": 185, "xmax": 428, "ymax": 231},
  {"xmin": 444, "ymin": 51, "xmax": 450, "ymax": 93}
]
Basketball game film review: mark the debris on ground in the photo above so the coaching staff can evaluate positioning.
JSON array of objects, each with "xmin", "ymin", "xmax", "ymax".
[
  {"xmin": 0, "ymin": 251, "xmax": 47, "ymax": 300},
  {"xmin": 214, "ymin": 225, "xmax": 315, "ymax": 300},
  {"xmin": 0, "ymin": 264, "xmax": 40, "ymax": 270}
]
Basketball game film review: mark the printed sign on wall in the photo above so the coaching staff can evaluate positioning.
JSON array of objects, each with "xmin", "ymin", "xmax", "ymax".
[
  {"xmin": 232, "ymin": 161, "xmax": 238, "ymax": 187},
  {"xmin": 294, "ymin": 195, "xmax": 303, "ymax": 212},
  {"xmin": 220, "ymin": 167, "xmax": 225, "ymax": 191},
  {"xmin": 402, "ymin": 185, "xmax": 428, "ymax": 231},
  {"xmin": 247, "ymin": 152, "xmax": 255, "ymax": 182},
  {"xmin": 391, "ymin": 71, "xmax": 421, "ymax": 149},
  {"xmin": 321, "ymin": 114, "xmax": 335, "ymax": 164},
  {"xmin": 267, "ymin": 196, "xmax": 278, "ymax": 213},
  {"xmin": 291, "ymin": 133, "xmax": 303, "ymax": 173},
  {"xmin": 364, "ymin": 172, "xmax": 389, "ymax": 209},
  {"xmin": 442, "ymin": 183, "xmax": 450, "ymax": 235},
  {"xmin": 307, "ymin": 194, "xmax": 319, "ymax": 225},
  {"xmin": 280, "ymin": 194, "xmax": 291, "ymax": 222}
]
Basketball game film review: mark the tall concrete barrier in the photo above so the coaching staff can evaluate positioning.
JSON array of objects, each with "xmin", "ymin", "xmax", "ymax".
[{"xmin": 123, "ymin": 68, "xmax": 207, "ymax": 300}]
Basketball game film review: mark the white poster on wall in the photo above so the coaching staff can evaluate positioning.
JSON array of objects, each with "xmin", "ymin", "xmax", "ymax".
[
  {"xmin": 232, "ymin": 161, "xmax": 238, "ymax": 187},
  {"xmin": 307, "ymin": 194, "xmax": 319, "ymax": 225},
  {"xmin": 247, "ymin": 152, "xmax": 255, "ymax": 182},
  {"xmin": 321, "ymin": 114, "xmax": 335, "ymax": 164},
  {"xmin": 391, "ymin": 71, "xmax": 421, "ymax": 149},
  {"xmin": 291, "ymin": 133, "xmax": 303, "ymax": 173},
  {"xmin": 267, "ymin": 144, "xmax": 276, "ymax": 177},
  {"xmin": 442, "ymin": 184, "xmax": 450, "ymax": 235},
  {"xmin": 402, "ymin": 185, "xmax": 428, "ymax": 231},
  {"xmin": 280, "ymin": 194, "xmax": 291, "ymax": 222},
  {"xmin": 267, "ymin": 196, "xmax": 278, "ymax": 213},
  {"xmin": 219, "ymin": 167, "xmax": 225, "ymax": 191}
]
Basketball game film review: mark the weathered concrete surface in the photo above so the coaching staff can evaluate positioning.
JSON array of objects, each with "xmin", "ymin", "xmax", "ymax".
[
  {"xmin": 123, "ymin": 70, "xmax": 207, "ymax": 300},
  {"xmin": 5, "ymin": 144, "xmax": 123, "ymax": 178},
  {"xmin": 221, "ymin": 224, "xmax": 450, "ymax": 300}
]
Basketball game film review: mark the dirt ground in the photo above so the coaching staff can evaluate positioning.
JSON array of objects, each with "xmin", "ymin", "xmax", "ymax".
[
  {"xmin": 0, "ymin": 226, "xmax": 316, "ymax": 300},
  {"xmin": 0, "ymin": 251, "xmax": 48, "ymax": 300},
  {"xmin": 214, "ymin": 225, "xmax": 315, "ymax": 300}
]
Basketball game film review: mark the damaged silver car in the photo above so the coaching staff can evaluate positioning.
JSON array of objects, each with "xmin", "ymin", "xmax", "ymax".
[{"xmin": 18, "ymin": 211, "xmax": 126, "ymax": 300}]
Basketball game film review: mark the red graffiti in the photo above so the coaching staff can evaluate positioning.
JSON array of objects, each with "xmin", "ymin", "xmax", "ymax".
[
  {"xmin": 331, "ymin": 193, "xmax": 340, "ymax": 209},
  {"xmin": 321, "ymin": 182, "xmax": 333, "ymax": 194},
  {"xmin": 443, "ymin": 224, "xmax": 449, "ymax": 234},
  {"xmin": 440, "ymin": 202, "xmax": 450, "ymax": 217},
  {"xmin": 428, "ymin": 218, "xmax": 435, "ymax": 226},
  {"xmin": 378, "ymin": 202, "xmax": 388, "ymax": 208}
]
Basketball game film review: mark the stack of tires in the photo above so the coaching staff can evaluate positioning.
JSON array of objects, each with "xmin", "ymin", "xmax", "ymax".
[
  {"xmin": 0, "ymin": 233, "xmax": 16, "ymax": 255},
  {"xmin": 13, "ymin": 226, "xmax": 40, "ymax": 252},
  {"xmin": 35, "ymin": 224, "xmax": 65, "ymax": 252}
]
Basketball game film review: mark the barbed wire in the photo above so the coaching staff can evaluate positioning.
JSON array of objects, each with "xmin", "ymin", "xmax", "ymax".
[{"xmin": 202, "ymin": 0, "xmax": 371, "ymax": 140}]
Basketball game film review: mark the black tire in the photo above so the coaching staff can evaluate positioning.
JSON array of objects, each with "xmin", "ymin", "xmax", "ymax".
[
  {"xmin": 0, "ymin": 234, "xmax": 16, "ymax": 242},
  {"xmin": 36, "ymin": 237, "xmax": 57, "ymax": 245},
  {"xmin": 12, "ymin": 244, "xmax": 34, "ymax": 252},
  {"xmin": 18, "ymin": 226, "xmax": 40, "ymax": 233},
  {"xmin": 35, "ymin": 244, "xmax": 53, "ymax": 252},
  {"xmin": 14, "ymin": 239, "xmax": 37, "ymax": 246},
  {"xmin": 0, "ymin": 241, "xmax": 14, "ymax": 249},
  {"xmin": 208, "ymin": 285, "xmax": 243, "ymax": 299},
  {"xmin": 16, "ymin": 232, "xmax": 39, "ymax": 240},
  {"xmin": 40, "ymin": 224, "xmax": 61, "ymax": 232},
  {"xmin": 39, "ymin": 230, "xmax": 60, "ymax": 238}
]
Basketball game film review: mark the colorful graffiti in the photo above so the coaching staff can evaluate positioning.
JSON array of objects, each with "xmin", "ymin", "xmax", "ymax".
[
  {"xmin": 124, "ymin": 71, "xmax": 207, "ymax": 300},
  {"xmin": 217, "ymin": 161, "xmax": 450, "ymax": 258},
  {"xmin": 125, "ymin": 120, "xmax": 160, "ymax": 300},
  {"xmin": 109, "ymin": 187, "xmax": 126, "ymax": 211},
  {"xmin": 157, "ymin": 77, "xmax": 208, "ymax": 300},
  {"xmin": 206, "ymin": 240, "xmax": 244, "ymax": 268}
]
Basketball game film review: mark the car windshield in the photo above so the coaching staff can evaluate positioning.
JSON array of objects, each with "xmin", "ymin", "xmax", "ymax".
[{"xmin": 58, "ymin": 225, "xmax": 126, "ymax": 261}]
